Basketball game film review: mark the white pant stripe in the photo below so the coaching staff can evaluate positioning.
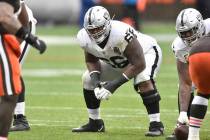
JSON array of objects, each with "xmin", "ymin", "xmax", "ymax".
[{"xmin": 0, "ymin": 37, "xmax": 13, "ymax": 95}]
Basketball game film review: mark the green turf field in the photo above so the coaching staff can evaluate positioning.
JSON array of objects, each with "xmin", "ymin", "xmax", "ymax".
[{"xmin": 9, "ymin": 22, "xmax": 210, "ymax": 140}]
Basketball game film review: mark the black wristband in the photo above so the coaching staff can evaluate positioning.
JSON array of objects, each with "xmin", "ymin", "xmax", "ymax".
[
  {"xmin": 15, "ymin": 26, "xmax": 29, "ymax": 40},
  {"xmin": 104, "ymin": 74, "xmax": 129, "ymax": 93},
  {"xmin": 89, "ymin": 71, "xmax": 101, "ymax": 88}
]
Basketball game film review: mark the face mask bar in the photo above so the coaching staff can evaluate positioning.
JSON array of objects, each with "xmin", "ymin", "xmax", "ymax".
[
  {"xmin": 86, "ymin": 25, "xmax": 106, "ymax": 39},
  {"xmin": 178, "ymin": 26, "xmax": 200, "ymax": 45}
]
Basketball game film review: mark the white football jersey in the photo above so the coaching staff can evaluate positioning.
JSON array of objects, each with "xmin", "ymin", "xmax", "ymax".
[
  {"xmin": 172, "ymin": 18, "xmax": 210, "ymax": 63},
  {"xmin": 77, "ymin": 20, "xmax": 158, "ymax": 69}
]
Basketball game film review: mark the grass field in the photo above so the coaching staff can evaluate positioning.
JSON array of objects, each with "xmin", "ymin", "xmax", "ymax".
[{"xmin": 9, "ymin": 22, "xmax": 210, "ymax": 140}]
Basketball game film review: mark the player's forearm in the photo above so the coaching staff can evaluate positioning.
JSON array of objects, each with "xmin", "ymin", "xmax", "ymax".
[
  {"xmin": 104, "ymin": 61, "xmax": 145, "ymax": 93},
  {"xmin": 86, "ymin": 61, "xmax": 101, "ymax": 88},
  {"xmin": 89, "ymin": 71, "xmax": 101, "ymax": 88},
  {"xmin": 179, "ymin": 85, "xmax": 192, "ymax": 112},
  {"xmin": 103, "ymin": 73, "xmax": 129, "ymax": 93},
  {"xmin": 123, "ymin": 63, "xmax": 145, "ymax": 79}
]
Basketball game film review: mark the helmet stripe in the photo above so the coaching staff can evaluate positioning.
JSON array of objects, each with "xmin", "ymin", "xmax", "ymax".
[
  {"xmin": 181, "ymin": 10, "xmax": 185, "ymax": 26},
  {"xmin": 88, "ymin": 8, "xmax": 93, "ymax": 25}
]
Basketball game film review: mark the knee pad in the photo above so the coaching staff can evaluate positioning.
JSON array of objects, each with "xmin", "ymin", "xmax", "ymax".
[
  {"xmin": 82, "ymin": 71, "xmax": 94, "ymax": 90},
  {"xmin": 139, "ymin": 90, "xmax": 161, "ymax": 105}
]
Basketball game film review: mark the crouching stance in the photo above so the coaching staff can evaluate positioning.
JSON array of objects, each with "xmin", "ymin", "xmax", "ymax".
[
  {"xmin": 187, "ymin": 34, "xmax": 210, "ymax": 140},
  {"xmin": 72, "ymin": 6, "xmax": 164, "ymax": 136}
]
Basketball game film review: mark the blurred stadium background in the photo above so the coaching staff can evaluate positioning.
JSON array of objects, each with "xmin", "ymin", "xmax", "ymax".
[{"xmin": 10, "ymin": 0, "xmax": 210, "ymax": 140}]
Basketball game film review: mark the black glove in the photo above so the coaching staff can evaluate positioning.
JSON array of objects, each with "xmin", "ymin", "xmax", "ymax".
[
  {"xmin": 103, "ymin": 74, "xmax": 129, "ymax": 93},
  {"xmin": 15, "ymin": 26, "xmax": 47, "ymax": 54},
  {"xmin": 25, "ymin": 33, "xmax": 47, "ymax": 54}
]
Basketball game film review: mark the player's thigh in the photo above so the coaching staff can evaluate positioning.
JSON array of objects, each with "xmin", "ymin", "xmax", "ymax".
[
  {"xmin": 0, "ymin": 35, "xmax": 22, "ymax": 96},
  {"xmin": 189, "ymin": 53, "xmax": 210, "ymax": 94},
  {"xmin": 134, "ymin": 45, "xmax": 162, "ymax": 85}
]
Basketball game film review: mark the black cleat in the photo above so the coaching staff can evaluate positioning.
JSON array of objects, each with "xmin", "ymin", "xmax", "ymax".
[
  {"xmin": 145, "ymin": 121, "xmax": 164, "ymax": 137},
  {"xmin": 72, "ymin": 118, "xmax": 105, "ymax": 132},
  {"xmin": 10, "ymin": 115, "xmax": 30, "ymax": 132},
  {"xmin": 166, "ymin": 133, "xmax": 177, "ymax": 140}
]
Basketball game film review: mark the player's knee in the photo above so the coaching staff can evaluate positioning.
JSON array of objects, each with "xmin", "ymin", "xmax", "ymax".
[
  {"xmin": 139, "ymin": 90, "xmax": 161, "ymax": 105},
  {"xmin": 134, "ymin": 80, "xmax": 156, "ymax": 93},
  {"xmin": 82, "ymin": 71, "xmax": 94, "ymax": 90}
]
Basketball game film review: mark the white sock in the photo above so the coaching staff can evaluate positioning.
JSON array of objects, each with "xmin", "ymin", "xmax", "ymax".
[
  {"xmin": 87, "ymin": 108, "xmax": 100, "ymax": 120},
  {"xmin": 149, "ymin": 113, "xmax": 160, "ymax": 122},
  {"xmin": 14, "ymin": 102, "xmax": 25, "ymax": 115},
  {"xmin": 188, "ymin": 126, "xmax": 200, "ymax": 140}
]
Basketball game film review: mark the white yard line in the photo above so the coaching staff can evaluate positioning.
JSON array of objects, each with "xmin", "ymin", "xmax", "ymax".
[
  {"xmin": 27, "ymin": 106, "xmax": 171, "ymax": 112},
  {"xmin": 40, "ymin": 36, "xmax": 77, "ymax": 45},
  {"xmin": 22, "ymin": 69, "xmax": 85, "ymax": 77},
  {"xmin": 26, "ymin": 106, "xmax": 210, "ymax": 115},
  {"xmin": 40, "ymin": 34, "xmax": 176, "ymax": 45},
  {"xmin": 22, "ymin": 68, "xmax": 176, "ymax": 78}
]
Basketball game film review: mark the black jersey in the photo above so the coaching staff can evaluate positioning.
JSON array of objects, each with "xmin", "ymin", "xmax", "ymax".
[{"xmin": 0, "ymin": 0, "xmax": 20, "ymax": 12}]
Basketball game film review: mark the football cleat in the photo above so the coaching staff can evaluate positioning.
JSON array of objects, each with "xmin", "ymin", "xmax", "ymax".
[
  {"xmin": 10, "ymin": 115, "xmax": 30, "ymax": 132},
  {"xmin": 145, "ymin": 121, "xmax": 164, "ymax": 137},
  {"xmin": 72, "ymin": 118, "xmax": 105, "ymax": 132}
]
